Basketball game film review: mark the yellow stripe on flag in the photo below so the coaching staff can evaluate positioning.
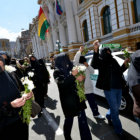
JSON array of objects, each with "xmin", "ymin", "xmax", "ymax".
[{"xmin": 38, "ymin": 13, "xmax": 47, "ymax": 36}]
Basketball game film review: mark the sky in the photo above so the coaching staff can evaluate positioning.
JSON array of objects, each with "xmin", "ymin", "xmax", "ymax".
[{"xmin": 0, "ymin": 0, "xmax": 40, "ymax": 41}]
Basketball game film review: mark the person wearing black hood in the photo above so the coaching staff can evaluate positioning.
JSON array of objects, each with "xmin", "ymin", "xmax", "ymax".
[
  {"xmin": 91, "ymin": 40, "xmax": 129, "ymax": 139},
  {"xmin": 0, "ymin": 56, "xmax": 33, "ymax": 140},
  {"xmin": 38, "ymin": 58, "xmax": 50, "ymax": 98},
  {"xmin": 127, "ymin": 50, "xmax": 140, "ymax": 130},
  {"xmin": 53, "ymin": 53, "xmax": 92, "ymax": 140},
  {"xmin": 29, "ymin": 55, "xmax": 44, "ymax": 117}
]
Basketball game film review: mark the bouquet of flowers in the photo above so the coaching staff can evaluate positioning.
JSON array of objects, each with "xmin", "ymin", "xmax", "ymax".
[
  {"xmin": 19, "ymin": 72, "xmax": 35, "ymax": 125},
  {"xmin": 73, "ymin": 65, "xmax": 86, "ymax": 102},
  {"xmin": 123, "ymin": 48, "xmax": 130, "ymax": 67}
]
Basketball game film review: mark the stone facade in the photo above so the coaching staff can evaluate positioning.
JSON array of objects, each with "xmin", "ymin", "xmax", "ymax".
[
  {"xmin": 29, "ymin": 17, "xmax": 49, "ymax": 60},
  {"xmin": 77, "ymin": 0, "xmax": 140, "ymax": 51},
  {"xmin": 37, "ymin": 0, "xmax": 83, "ymax": 59},
  {"xmin": 32, "ymin": 0, "xmax": 140, "ymax": 60}
]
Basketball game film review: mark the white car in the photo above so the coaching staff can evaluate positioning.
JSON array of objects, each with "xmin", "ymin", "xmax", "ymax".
[{"xmin": 86, "ymin": 50, "xmax": 134, "ymax": 114}]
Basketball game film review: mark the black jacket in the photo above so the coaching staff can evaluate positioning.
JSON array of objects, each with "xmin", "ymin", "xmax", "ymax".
[
  {"xmin": 53, "ymin": 69, "xmax": 86, "ymax": 118},
  {"xmin": 0, "ymin": 71, "xmax": 21, "ymax": 129},
  {"xmin": 91, "ymin": 52, "xmax": 127, "ymax": 90}
]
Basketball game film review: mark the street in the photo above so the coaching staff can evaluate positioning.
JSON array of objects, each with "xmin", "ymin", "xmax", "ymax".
[{"xmin": 29, "ymin": 65, "xmax": 140, "ymax": 140}]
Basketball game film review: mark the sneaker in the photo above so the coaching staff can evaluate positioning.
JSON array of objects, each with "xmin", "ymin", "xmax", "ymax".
[{"xmin": 94, "ymin": 114, "xmax": 105, "ymax": 120}]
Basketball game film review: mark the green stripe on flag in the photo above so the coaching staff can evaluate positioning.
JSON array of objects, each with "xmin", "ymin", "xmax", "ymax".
[{"xmin": 40, "ymin": 20, "xmax": 50, "ymax": 40}]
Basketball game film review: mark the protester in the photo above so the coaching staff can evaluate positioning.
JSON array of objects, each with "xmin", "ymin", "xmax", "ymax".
[
  {"xmin": 73, "ymin": 46, "xmax": 105, "ymax": 120},
  {"xmin": 29, "ymin": 55, "xmax": 44, "ymax": 117},
  {"xmin": 53, "ymin": 53, "xmax": 92, "ymax": 140},
  {"xmin": 0, "ymin": 56, "xmax": 33, "ymax": 140},
  {"xmin": 127, "ymin": 50, "xmax": 140, "ymax": 129},
  {"xmin": 38, "ymin": 58, "xmax": 50, "ymax": 98},
  {"xmin": 91, "ymin": 40, "xmax": 129, "ymax": 139}
]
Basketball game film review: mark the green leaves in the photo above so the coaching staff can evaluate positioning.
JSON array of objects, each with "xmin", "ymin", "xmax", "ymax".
[
  {"xmin": 19, "ymin": 98, "xmax": 32, "ymax": 125},
  {"xmin": 123, "ymin": 49, "xmax": 130, "ymax": 58},
  {"xmin": 123, "ymin": 49, "xmax": 130, "ymax": 68},
  {"xmin": 82, "ymin": 45, "xmax": 88, "ymax": 55},
  {"xmin": 76, "ymin": 80, "xmax": 86, "ymax": 102}
]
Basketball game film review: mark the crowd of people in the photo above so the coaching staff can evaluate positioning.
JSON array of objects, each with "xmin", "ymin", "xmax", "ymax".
[
  {"xmin": 0, "ymin": 40, "xmax": 140, "ymax": 140},
  {"xmin": 0, "ymin": 52, "xmax": 50, "ymax": 140}
]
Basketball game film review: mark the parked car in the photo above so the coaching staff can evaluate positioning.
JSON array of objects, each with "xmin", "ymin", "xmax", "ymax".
[{"xmin": 85, "ymin": 50, "xmax": 134, "ymax": 114}]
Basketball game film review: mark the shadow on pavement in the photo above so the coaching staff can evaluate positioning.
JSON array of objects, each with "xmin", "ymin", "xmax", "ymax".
[
  {"xmin": 32, "ymin": 112, "xmax": 60, "ymax": 140},
  {"xmin": 87, "ymin": 117, "xmax": 138, "ymax": 140},
  {"xmin": 94, "ymin": 95, "xmax": 135, "ymax": 122},
  {"xmin": 44, "ymin": 95, "xmax": 58, "ymax": 110}
]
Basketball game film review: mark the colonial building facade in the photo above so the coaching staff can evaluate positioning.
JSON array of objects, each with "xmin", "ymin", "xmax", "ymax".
[
  {"xmin": 31, "ymin": 0, "xmax": 140, "ymax": 60},
  {"xmin": 29, "ymin": 18, "xmax": 49, "ymax": 59},
  {"xmin": 78, "ymin": 0, "xmax": 140, "ymax": 51}
]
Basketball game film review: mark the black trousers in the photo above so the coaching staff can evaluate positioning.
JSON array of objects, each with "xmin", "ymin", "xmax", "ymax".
[{"xmin": 0, "ymin": 119, "xmax": 28, "ymax": 140}]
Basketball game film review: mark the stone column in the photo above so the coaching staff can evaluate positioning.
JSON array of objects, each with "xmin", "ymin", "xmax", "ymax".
[
  {"xmin": 72, "ymin": 0, "xmax": 82, "ymax": 42},
  {"xmin": 64, "ymin": 0, "xmax": 77, "ymax": 43},
  {"xmin": 33, "ymin": 35, "xmax": 39, "ymax": 59},
  {"xmin": 116, "ymin": 0, "xmax": 130, "ymax": 28},
  {"xmin": 52, "ymin": 30, "xmax": 59, "ymax": 50},
  {"xmin": 86, "ymin": 10, "xmax": 92, "ymax": 40},
  {"xmin": 46, "ymin": 33, "xmax": 54, "ymax": 54},
  {"xmin": 35, "ymin": 32, "xmax": 41, "ymax": 59},
  {"xmin": 58, "ymin": 23, "xmax": 67, "ymax": 47}
]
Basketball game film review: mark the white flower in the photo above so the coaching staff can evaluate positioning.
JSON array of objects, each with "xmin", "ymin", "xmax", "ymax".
[
  {"xmin": 78, "ymin": 65, "xmax": 86, "ymax": 72},
  {"xmin": 28, "ymin": 80, "xmax": 34, "ymax": 91},
  {"xmin": 73, "ymin": 65, "xmax": 86, "ymax": 72},
  {"xmin": 21, "ymin": 76, "xmax": 35, "ymax": 91},
  {"xmin": 5, "ymin": 65, "xmax": 16, "ymax": 73},
  {"xmin": 28, "ymin": 72, "xmax": 34, "ymax": 77}
]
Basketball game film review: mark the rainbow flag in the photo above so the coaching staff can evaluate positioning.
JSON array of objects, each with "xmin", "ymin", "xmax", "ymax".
[
  {"xmin": 56, "ymin": 0, "xmax": 63, "ymax": 15},
  {"xmin": 38, "ymin": 7, "xmax": 50, "ymax": 40}
]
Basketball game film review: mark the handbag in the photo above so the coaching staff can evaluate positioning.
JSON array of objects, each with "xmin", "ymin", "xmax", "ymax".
[{"xmin": 31, "ymin": 100, "xmax": 41, "ymax": 118}]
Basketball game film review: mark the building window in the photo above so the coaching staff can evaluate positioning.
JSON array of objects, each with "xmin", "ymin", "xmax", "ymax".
[
  {"xmin": 102, "ymin": 6, "xmax": 112, "ymax": 35},
  {"xmin": 82, "ymin": 20, "xmax": 89, "ymax": 42},
  {"xmin": 133, "ymin": 0, "xmax": 140, "ymax": 23},
  {"xmin": 79, "ymin": 0, "xmax": 84, "ymax": 4}
]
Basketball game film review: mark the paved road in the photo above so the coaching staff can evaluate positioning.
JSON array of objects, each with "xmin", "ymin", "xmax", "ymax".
[{"xmin": 29, "ymin": 65, "xmax": 140, "ymax": 140}]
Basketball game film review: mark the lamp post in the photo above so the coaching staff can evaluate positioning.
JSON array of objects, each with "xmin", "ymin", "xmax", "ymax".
[{"xmin": 56, "ymin": 40, "xmax": 62, "ymax": 52}]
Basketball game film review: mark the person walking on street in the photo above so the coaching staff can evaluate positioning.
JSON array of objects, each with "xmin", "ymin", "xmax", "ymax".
[
  {"xmin": 91, "ymin": 40, "xmax": 129, "ymax": 139},
  {"xmin": 73, "ymin": 46, "xmax": 105, "ymax": 120},
  {"xmin": 54, "ymin": 53, "xmax": 92, "ymax": 140}
]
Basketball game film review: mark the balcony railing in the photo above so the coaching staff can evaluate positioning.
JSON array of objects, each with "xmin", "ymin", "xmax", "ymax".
[
  {"xmin": 100, "ymin": 33, "xmax": 113, "ymax": 42},
  {"xmin": 129, "ymin": 23, "xmax": 140, "ymax": 33}
]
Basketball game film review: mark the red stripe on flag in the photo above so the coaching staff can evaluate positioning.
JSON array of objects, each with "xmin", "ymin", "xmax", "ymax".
[{"xmin": 39, "ymin": 7, "xmax": 43, "ymax": 18}]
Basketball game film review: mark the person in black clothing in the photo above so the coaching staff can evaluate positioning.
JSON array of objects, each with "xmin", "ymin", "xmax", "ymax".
[
  {"xmin": 91, "ymin": 40, "xmax": 129, "ymax": 139},
  {"xmin": 0, "ymin": 56, "xmax": 33, "ymax": 140},
  {"xmin": 38, "ymin": 58, "xmax": 50, "ymax": 98},
  {"xmin": 53, "ymin": 53, "xmax": 92, "ymax": 140},
  {"xmin": 29, "ymin": 55, "xmax": 44, "ymax": 117}
]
